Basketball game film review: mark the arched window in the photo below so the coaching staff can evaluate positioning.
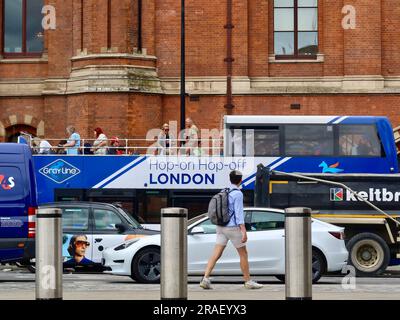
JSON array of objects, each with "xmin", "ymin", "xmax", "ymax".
[{"xmin": 2, "ymin": 0, "xmax": 44, "ymax": 57}]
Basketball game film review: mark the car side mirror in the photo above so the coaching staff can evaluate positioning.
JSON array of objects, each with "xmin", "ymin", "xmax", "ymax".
[
  {"xmin": 190, "ymin": 226, "xmax": 205, "ymax": 235},
  {"xmin": 115, "ymin": 223, "xmax": 127, "ymax": 233}
]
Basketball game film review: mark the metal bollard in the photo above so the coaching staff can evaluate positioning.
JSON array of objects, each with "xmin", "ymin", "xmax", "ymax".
[
  {"xmin": 160, "ymin": 207, "xmax": 188, "ymax": 300},
  {"xmin": 35, "ymin": 208, "xmax": 63, "ymax": 300},
  {"xmin": 285, "ymin": 207, "xmax": 312, "ymax": 300}
]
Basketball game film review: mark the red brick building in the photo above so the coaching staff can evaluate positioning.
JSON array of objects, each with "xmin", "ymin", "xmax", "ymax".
[{"xmin": 1, "ymin": 0, "xmax": 400, "ymax": 143}]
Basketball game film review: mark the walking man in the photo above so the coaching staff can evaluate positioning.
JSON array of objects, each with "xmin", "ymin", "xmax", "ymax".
[{"xmin": 200, "ymin": 170, "xmax": 263, "ymax": 290}]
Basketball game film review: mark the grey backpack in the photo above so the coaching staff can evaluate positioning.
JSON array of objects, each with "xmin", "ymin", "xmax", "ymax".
[{"xmin": 208, "ymin": 188, "xmax": 237, "ymax": 226}]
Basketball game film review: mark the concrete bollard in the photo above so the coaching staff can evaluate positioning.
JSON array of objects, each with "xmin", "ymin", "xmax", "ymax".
[
  {"xmin": 285, "ymin": 207, "xmax": 312, "ymax": 300},
  {"xmin": 160, "ymin": 207, "xmax": 188, "ymax": 300},
  {"xmin": 35, "ymin": 208, "xmax": 63, "ymax": 300}
]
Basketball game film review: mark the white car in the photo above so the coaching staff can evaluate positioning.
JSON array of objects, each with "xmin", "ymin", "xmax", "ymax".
[{"xmin": 102, "ymin": 208, "xmax": 348, "ymax": 283}]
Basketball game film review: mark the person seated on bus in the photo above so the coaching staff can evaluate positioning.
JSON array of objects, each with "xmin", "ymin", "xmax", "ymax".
[
  {"xmin": 83, "ymin": 143, "xmax": 94, "ymax": 155},
  {"xmin": 108, "ymin": 137, "xmax": 124, "ymax": 155},
  {"xmin": 32, "ymin": 137, "xmax": 53, "ymax": 154},
  {"xmin": 356, "ymin": 135, "xmax": 378, "ymax": 156},
  {"xmin": 55, "ymin": 140, "xmax": 67, "ymax": 154}
]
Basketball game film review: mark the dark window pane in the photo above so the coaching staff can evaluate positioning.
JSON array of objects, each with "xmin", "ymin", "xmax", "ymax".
[
  {"xmin": 254, "ymin": 129, "xmax": 280, "ymax": 156},
  {"xmin": 298, "ymin": 8, "xmax": 318, "ymax": 31},
  {"xmin": 298, "ymin": 0, "xmax": 318, "ymax": 7},
  {"xmin": 62, "ymin": 208, "xmax": 90, "ymax": 231},
  {"xmin": 4, "ymin": 0, "xmax": 23, "ymax": 53},
  {"xmin": 274, "ymin": 8, "xmax": 294, "ymax": 31},
  {"xmin": 274, "ymin": 32, "xmax": 294, "ymax": 55},
  {"xmin": 274, "ymin": 0, "xmax": 294, "ymax": 7},
  {"xmin": 27, "ymin": 0, "xmax": 44, "ymax": 52},
  {"xmin": 285, "ymin": 125, "xmax": 334, "ymax": 156},
  {"xmin": 298, "ymin": 32, "xmax": 318, "ymax": 55},
  {"xmin": 339, "ymin": 125, "xmax": 383, "ymax": 157},
  {"xmin": 249, "ymin": 211, "xmax": 285, "ymax": 231}
]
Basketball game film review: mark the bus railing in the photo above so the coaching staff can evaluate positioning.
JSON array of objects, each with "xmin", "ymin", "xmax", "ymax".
[{"xmin": 29, "ymin": 137, "xmax": 224, "ymax": 156}]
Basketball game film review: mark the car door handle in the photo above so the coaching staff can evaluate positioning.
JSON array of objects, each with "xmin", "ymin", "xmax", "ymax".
[{"xmin": 95, "ymin": 238, "xmax": 103, "ymax": 243}]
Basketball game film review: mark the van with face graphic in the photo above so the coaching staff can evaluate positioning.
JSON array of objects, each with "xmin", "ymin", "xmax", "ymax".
[{"xmin": 0, "ymin": 143, "xmax": 37, "ymax": 263}]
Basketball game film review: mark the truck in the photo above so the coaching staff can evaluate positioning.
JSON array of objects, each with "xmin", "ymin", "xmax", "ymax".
[{"xmin": 254, "ymin": 165, "xmax": 400, "ymax": 277}]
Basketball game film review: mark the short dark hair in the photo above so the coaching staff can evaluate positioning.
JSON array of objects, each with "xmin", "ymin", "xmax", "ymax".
[{"xmin": 230, "ymin": 170, "xmax": 243, "ymax": 185}]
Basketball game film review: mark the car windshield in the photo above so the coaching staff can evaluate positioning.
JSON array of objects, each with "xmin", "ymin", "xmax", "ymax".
[
  {"xmin": 118, "ymin": 208, "xmax": 142, "ymax": 229},
  {"xmin": 188, "ymin": 214, "xmax": 207, "ymax": 226}
]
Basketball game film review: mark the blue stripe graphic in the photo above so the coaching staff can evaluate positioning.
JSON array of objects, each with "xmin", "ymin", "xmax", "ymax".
[
  {"xmin": 97, "ymin": 156, "xmax": 148, "ymax": 189},
  {"xmin": 241, "ymin": 157, "xmax": 284, "ymax": 187},
  {"xmin": 328, "ymin": 116, "xmax": 341, "ymax": 124}
]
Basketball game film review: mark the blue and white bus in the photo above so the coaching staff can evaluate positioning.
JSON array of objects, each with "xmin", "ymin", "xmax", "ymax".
[{"xmin": 32, "ymin": 115, "xmax": 399, "ymax": 223}]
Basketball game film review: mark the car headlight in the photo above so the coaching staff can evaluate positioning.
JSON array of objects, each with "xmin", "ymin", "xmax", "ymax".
[{"xmin": 114, "ymin": 239, "xmax": 140, "ymax": 251}]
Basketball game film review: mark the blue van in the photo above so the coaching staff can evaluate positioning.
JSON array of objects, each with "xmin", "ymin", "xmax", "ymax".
[{"xmin": 0, "ymin": 143, "xmax": 37, "ymax": 263}]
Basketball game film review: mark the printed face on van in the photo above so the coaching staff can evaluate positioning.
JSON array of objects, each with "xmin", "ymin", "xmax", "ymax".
[{"xmin": 0, "ymin": 175, "xmax": 15, "ymax": 190}]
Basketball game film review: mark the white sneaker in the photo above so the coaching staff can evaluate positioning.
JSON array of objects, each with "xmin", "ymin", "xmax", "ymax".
[
  {"xmin": 244, "ymin": 280, "xmax": 263, "ymax": 289},
  {"xmin": 200, "ymin": 277, "xmax": 212, "ymax": 289}
]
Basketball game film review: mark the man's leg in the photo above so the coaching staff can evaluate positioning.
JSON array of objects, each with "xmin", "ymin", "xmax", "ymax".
[
  {"xmin": 236, "ymin": 246, "xmax": 251, "ymax": 282},
  {"xmin": 204, "ymin": 244, "xmax": 226, "ymax": 278}
]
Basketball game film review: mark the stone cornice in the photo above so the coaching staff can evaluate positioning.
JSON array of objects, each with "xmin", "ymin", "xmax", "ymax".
[
  {"xmin": 2, "ymin": 74, "xmax": 400, "ymax": 97},
  {"xmin": 71, "ymin": 53, "xmax": 157, "ymax": 62}
]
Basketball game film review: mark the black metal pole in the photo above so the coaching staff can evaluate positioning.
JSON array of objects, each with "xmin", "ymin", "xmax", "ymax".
[
  {"xmin": 138, "ymin": 0, "xmax": 142, "ymax": 53},
  {"xmin": 180, "ymin": 0, "xmax": 186, "ymax": 136}
]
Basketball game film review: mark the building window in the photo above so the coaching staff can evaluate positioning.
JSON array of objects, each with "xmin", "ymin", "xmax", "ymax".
[
  {"xmin": 274, "ymin": 0, "xmax": 318, "ymax": 59},
  {"xmin": 3, "ymin": 0, "xmax": 44, "ymax": 56}
]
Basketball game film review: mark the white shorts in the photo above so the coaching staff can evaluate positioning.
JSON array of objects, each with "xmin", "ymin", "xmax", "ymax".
[{"xmin": 216, "ymin": 226, "xmax": 245, "ymax": 248}]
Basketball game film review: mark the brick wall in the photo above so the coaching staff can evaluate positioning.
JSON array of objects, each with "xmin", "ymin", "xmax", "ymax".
[{"xmin": 0, "ymin": 0, "xmax": 400, "ymax": 142}]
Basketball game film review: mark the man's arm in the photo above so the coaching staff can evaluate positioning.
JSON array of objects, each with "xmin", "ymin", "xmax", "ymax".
[{"xmin": 234, "ymin": 192, "xmax": 247, "ymax": 243}]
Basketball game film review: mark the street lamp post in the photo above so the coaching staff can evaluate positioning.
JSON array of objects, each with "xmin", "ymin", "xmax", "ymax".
[{"xmin": 180, "ymin": 0, "xmax": 186, "ymax": 136}]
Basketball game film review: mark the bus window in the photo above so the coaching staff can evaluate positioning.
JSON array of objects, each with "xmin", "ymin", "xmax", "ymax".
[
  {"xmin": 229, "ymin": 127, "xmax": 280, "ymax": 156},
  {"xmin": 172, "ymin": 198, "xmax": 210, "ymax": 219},
  {"xmin": 138, "ymin": 191, "xmax": 168, "ymax": 223},
  {"xmin": 338, "ymin": 125, "xmax": 383, "ymax": 157},
  {"xmin": 285, "ymin": 125, "xmax": 334, "ymax": 156},
  {"xmin": 254, "ymin": 129, "xmax": 280, "ymax": 156}
]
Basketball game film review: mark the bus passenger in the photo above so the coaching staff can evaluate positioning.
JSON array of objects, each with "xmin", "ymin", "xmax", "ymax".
[
  {"xmin": 156, "ymin": 123, "xmax": 175, "ymax": 156},
  {"xmin": 61, "ymin": 126, "xmax": 81, "ymax": 156},
  {"xmin": 108, "ymin": 137, "xmax": 124, "ymax": 155},
  {"xmin": 183, "ymin": 117, "xmax": 200, "ymax": 156},
  {"xmin": 92, "ymin": 127, "xmax": 108, "ymax": 155},
  {"xmin": 33, "ymin": 137, "xmax": 53, "ymax": 154}
]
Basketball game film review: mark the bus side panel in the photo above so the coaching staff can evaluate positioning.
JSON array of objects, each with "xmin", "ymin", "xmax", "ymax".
[{"xmin": 376, "ymin": 119, "xmax": 399, "ymax": 173}]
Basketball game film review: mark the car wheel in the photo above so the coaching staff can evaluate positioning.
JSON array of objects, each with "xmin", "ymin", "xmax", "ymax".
[
  {"xmin": 347, "ymin": 233, "xmax": 390, "ymax": 277},
  {"xmin": 131, "ymin": 247, "xmax": 161, "ymax": 284},
  {"xmin": 311, "ymin": 249, "xmax": 326, "ymax": 283},
  {"xmin": 274, "ymin": 249, "xmax": 326, "ymax": 284}
]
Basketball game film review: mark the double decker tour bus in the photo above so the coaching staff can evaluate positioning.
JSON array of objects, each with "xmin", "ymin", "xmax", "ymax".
[{"xmin": 28, "ymin": 115, "xmax": 399, "ymax": 225}]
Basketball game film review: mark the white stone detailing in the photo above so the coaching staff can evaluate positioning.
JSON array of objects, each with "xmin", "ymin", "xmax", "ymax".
[
  {"xmin": 24, "ymin": 115, "xmax": 33, "ymax": 125},
  {"xmin": 268, "ymin": 54, "xmax": 325, "ymax": 63},
  {"xmin": 0, "ymin": 74, "xmax": 399, "ymax": 96},
  {"xmin": 9, "ymin": 115, "xmax": 17, "ymax": 125},
  {"xmin": 0, "ymin": 122, "xmax": 5, "ymax": 137},
  {"xmin": 342, "ymin": 76, "xmax": 385, "ymax": 91},
  {"xmin": 0, "ymin": 79, "xmax": 45, "ymax": 96},
  {"xmin": 71, "ymin": 52, "xmax": 157, "ymax": 62},
  {"xmin": 37, "ymin": 121, "xmax": 45, "ymax": 137}
]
